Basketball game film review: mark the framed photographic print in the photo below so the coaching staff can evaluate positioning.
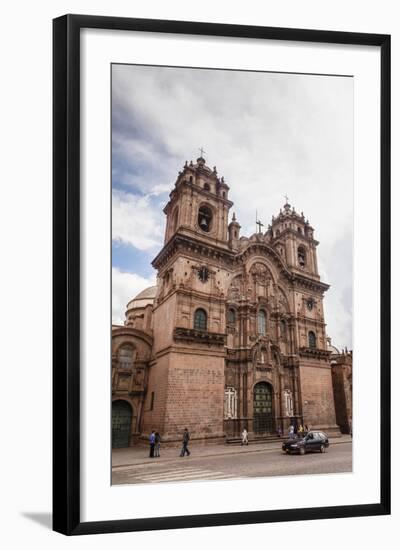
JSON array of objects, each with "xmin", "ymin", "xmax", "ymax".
[{"xmin": 53, "ymin": 14, "xmax": 390, "ymax": 535}]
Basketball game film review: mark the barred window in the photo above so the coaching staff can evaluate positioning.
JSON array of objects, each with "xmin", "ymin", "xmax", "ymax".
[
  {"xmin": 308, "ymin": 331, "xmax": 316, "ymax": 348},
  {"xmin": 194, "ymin": 308, "xmax": 207, "ymax": 331},
  {"xmin": 257, "ymin": 310, "xmax": 267, "ymax": 336},
  {"xmin": 118, "ymin": 344, "xmax": 134, "ymax": 369}
]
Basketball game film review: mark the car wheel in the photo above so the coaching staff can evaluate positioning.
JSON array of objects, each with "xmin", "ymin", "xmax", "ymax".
[
  {"xmin": 320, "ymin": 444, "xmax": 326, "ymax": 453},
  {"xmin": 299, "ymin": 447, "xmax": 305, "ymax": 455}
]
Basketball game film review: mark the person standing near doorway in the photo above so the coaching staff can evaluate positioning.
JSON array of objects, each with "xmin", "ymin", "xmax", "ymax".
[{"xmin": 180, "ymin": 428, "xmax": 191, "ymax": 457}]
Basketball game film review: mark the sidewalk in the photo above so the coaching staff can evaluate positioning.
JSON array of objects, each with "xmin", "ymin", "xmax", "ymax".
[{"xmin": 112, "ymin": 435, "xmax": 352, "ymax": 469}]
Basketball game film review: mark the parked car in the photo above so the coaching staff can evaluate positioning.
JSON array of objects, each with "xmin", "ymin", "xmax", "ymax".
[{"xmin": 282, "ymin": 431, "xmax": 329, "ymax": 455}]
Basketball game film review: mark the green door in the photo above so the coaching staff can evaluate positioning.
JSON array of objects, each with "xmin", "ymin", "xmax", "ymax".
[
  {"xmin": 253, "ymin": 382, "xmax": 273, "ymax": 434},
  {"xmin": 112, "ymin": 400, "xmax": 133, "ymax": 448}
]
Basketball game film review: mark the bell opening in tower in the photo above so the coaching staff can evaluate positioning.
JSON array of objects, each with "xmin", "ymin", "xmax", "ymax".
[{"xmin": 198, "ymin": 205, "xmax": 213, "ymax": 232}]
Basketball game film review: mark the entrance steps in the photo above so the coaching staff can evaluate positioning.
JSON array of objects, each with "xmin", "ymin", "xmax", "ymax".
[{"xmin": 225, "ymin": 435, "xmax": 283, "ymax": 445}]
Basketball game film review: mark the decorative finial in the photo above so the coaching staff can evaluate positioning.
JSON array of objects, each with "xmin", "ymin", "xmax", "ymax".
[
  {"xmin": 284, "ymin": 194, "xmax": 290, "ymax": 204},
  {"xmin": 232, "ymin": 212, "xmax": 236, "ymax": 221},
  {"xmin": 199, "ymin": 146, "xmax": 206, "ymax": 158}
]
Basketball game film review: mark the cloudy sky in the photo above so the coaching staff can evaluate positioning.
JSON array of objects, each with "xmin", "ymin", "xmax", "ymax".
[{"xmin": 112, "ymin": 64, "xmax": 353, "ymax": 350}]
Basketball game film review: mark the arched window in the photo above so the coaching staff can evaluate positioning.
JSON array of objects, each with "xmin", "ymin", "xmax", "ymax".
[
  {"xmin": 308, "ymin": 331, "xmax": 316, "ymax": 348},
  {"xmin": 298, "ymin": 246, "xmax": 306, "ymax": 267},
  {"xmin": 198, "ymin": 205, "xmax": 213, "ymax": 232},
  {"xmin": 257, "ymin": 309, "xmax": 267, "ymax": 336},
  {"xmin": 194, "ymin": 308, "xmax": 207, "ymax": 331},
  {"xmin": 118, "ymin": 344, "xmax": 134, "ymax": 369},
  {"xmin": 204, "ymin": 182, "xmax": 210, "ymax": 191},
  {"xmin": 280, "ymin": 320, "xmax": 287, "ymax": 339},
  {"xmin": 171, "ymin": 207, "xmax": 179, "ymax": 232},
  {"xmin": 227, "ymin": 308, "xmax": 236, "ymax": 324}
]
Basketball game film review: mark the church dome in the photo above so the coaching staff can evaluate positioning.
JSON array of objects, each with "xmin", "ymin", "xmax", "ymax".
[
  {"xmin": 126, "ymin": 285, "xmax": 157, "ymax": 310},
  {"xmin": 327, "ymin": 343, "xmax": 340, "ymax": 355}
]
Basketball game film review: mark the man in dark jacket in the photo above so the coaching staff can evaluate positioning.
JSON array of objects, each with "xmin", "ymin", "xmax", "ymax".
[{"xmin": 180, "ymin": 428, "xmax": 191, "ymax": 457}]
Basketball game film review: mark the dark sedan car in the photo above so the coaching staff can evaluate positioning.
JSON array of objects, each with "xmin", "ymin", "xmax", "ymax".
[{"xmin": 282, "ymin": 431, "xmax": 329, "ymax": 455}]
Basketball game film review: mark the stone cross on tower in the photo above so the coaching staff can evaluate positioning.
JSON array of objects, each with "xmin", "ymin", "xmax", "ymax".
[
  {"xmin": 284, "ymin": 194, "xmax": 290, "ymax": 204},
  {"xmin": 199, "ymin": 147, "xmax": 206, "ymax": 158},
  {"xmin": 256, "ymin": 211, "xmax": 264, "ymax": 233}
]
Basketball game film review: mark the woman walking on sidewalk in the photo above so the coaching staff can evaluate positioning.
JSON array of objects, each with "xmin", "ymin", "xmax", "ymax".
[{"xmin": 241, "ymin": 428, "xmax": 249, "ymax": 446}]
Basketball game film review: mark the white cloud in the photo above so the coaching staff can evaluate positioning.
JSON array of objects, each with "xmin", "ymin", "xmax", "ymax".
[
  {"xmin": 112, "ymin": 267, "xmax": 156, "ymax": 325},
  {"xmin": 112, "ymin": 189, "xmax": 164, "ymax": 250},
  {"xmin": 112, "ymin": 65, "xmax": 353, "ymax": 349}
]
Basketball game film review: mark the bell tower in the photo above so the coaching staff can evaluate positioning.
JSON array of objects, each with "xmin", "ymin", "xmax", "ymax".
[
  {"xmin": 143, "ymin": 154, "xmax": 235, "ymax": 443},
  {"xmin": 163, "ymin": 155, "xmax": 232, "ymax": 247},
  {"xmin": 267, "ymin": 199, "xmax": 320, "ymax": 278}
]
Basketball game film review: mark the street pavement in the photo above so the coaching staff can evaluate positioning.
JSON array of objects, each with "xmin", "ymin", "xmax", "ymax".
[{"xmin": 112, "ymin": 438, "xmax": 352, "ymax": 485}]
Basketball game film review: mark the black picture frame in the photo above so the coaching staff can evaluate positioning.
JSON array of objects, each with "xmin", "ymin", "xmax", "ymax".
[{"xmin": 53, "ymin": 14, "xmax": 391, "ymax": 536}]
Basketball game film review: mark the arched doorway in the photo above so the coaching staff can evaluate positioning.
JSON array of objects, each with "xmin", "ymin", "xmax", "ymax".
[
  {"xmin": 112, "ymin": 400, "xmax": 133, "ymax": 448},
  {"xmin": 253, "ymin": 382, "xmax": 273, "ymax": 434}
]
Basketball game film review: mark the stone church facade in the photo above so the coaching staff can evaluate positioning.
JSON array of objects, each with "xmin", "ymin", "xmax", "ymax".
[{"xmin": 112, "ymin": 155, "xmax": 350, "ymax": 448}]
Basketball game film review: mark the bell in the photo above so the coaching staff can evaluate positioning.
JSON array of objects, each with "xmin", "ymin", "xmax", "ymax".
[{"xmin": 200, "ymin": 217, "xmax": 208, "ymax": 229}]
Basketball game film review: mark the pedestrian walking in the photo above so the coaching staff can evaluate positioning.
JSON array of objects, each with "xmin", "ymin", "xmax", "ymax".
[
  {"xmin": 241, "ymin": 428, "xmax": 249, "ymax": 446},
  {"xmin": 149, "ymin": 430, "xmax": 156, "ymax": 458},
  {"xmin": 288, "ymin": 424, "xmax": 295, "ymax": 439},
  {"xmin": 154, "ymin": 431, "xmax": 161, "ymax": 457},
  {"xmin": 180, "ymin": 428, "xmax": 191, "ymax": 457}
]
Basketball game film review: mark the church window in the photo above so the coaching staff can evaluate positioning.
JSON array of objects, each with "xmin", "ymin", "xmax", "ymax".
[
  {"xmin": 308, "ymin": 331, "xmax": 316, "ymax": 348},
  {"xmin": 198, "ymin": 205, "xmax": 213, "ymax": 232},
  {"xmin": 280, "ymin": 320, "xmax": 287, "ymax": 339},
  {"xmin": 204, "ymin": 182, "xmax": 210, "ymax": 191},
  {"xmin": 171, "ymin": 208, "xmax": 179, "ymax": 232},
  {"xmin": 118, "ymin": 344, "xmax": 134, "ymax": 369},
  {"xmin": 298, "ymin": 246, "xmax": 306, "ymax": 267},
  {"xmin": 298, "ymin": 226, "xmax": 302, "ymax": 234},
  {"xmin": 222, "ymin": 191, "xmax": 226, "ymax": 198},
  {"xmin": 224, "ymin": 387, "xmax": 237, "ymax": 419},
  {"xmin": 150, "ymin": 391, "xmax": 155, "ymax": 411},
  {"xmin": 194, "ymin": 308, "xmax": 207, "ymax": 331},
  {"xmin": 257, "ymin": 309, "xmax": 267, "ymax": 336},
  {"xmin": 227, "ymin": 308, "xmax": 236, "ymax": 324}
]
